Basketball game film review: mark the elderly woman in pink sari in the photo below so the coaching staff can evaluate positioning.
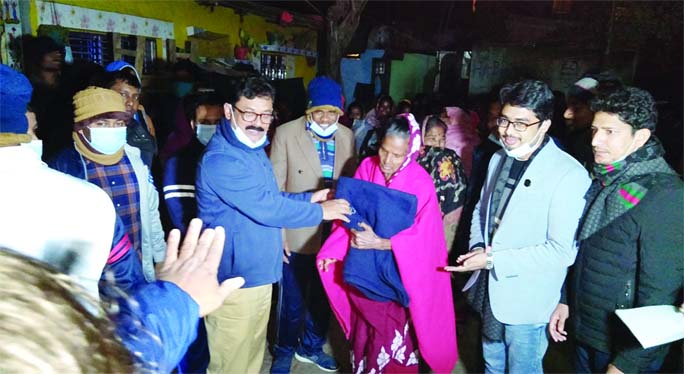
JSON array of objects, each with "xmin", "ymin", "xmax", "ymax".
[{"xmin": 317, "ymin": 113, "xmax": 458, "ymax": 373}]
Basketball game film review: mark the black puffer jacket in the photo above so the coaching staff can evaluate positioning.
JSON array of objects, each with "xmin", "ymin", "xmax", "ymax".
[{"xmin": 571, "ymin": 172, "xmax": 683, "ymax": 373}]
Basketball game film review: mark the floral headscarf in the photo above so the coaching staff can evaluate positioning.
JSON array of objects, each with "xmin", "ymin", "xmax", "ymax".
[
  {"xmin": 399, "ymin": 113, "xmax": 422, "ymax": 168},
  {"xmin": 385, "ymin": 113, "xmax": 422, "ymax": 185}
]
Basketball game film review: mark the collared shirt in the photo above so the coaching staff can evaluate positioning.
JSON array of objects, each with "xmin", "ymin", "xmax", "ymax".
[
  {"xmin": 306, "ymin": 122, "xmax": 337, "ymax": 183},
  {"xmin": 85, "ymin": 154, "xmax": 142, "ymax": 257},
  {"xmin": 312, "ymin": 137, "xmax": 336, "ymax": 181}
]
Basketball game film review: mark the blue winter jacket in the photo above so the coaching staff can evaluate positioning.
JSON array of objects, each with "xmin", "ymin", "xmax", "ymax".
[
  {"xmin": 337, "ymin": 176, "xmax": 417, "ymax": 307},
  {"xmin": 99, "ymin": 215, "xmax": 146, "ymax": 301},
  {"xmin": 196, "ymin": 118, "xmax": 323, "ymax": 287},
  {"xmin": 115, "ymin": 281, "xmax": 199, "ymax": 373}
]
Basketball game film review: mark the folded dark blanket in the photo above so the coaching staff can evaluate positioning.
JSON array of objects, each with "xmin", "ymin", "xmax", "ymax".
[{"xmin": 337, "ymin": 176, "xmax": 417, "ymax": 306}]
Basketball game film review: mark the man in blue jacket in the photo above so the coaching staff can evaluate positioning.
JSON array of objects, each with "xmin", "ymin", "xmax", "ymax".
[
  {"xmin": 0, "ymin": 64, "xmax": 244, "ymax": 372},
  {"xmin": 196, "ymin": 77, "xmax": 351, "ymax": 374}
]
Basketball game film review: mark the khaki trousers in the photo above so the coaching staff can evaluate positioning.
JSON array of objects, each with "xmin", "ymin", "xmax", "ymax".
[{"xmin": 205, "ymin": 284, "xmax": 272, "ymax": 374}]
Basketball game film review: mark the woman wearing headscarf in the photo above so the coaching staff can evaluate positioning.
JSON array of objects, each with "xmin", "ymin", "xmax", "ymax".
[
  {"xmin": 317, "ymin": 114, "xmax": 457, "ymax": 373},
  {"xmin": 418, "ymin": 116, "xmax": 467, "ymax": 253},
  {"xmin": 354, "ymin": 94, "xmax": 394, "ymax": 159},
  {"xmin": 441, "ymin": 106, "xmax": 481, "ymax": 177}
]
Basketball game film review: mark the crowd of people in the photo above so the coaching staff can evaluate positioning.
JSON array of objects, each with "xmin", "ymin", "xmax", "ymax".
[{"xmin": 0, "ymin": 33, "xmax": 682, "ymax": 374}]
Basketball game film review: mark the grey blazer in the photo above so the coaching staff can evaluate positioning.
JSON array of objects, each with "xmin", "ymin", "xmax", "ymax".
[{"xmin": 469, "ymin": 140, "xmax": 591, "ymax": 324}]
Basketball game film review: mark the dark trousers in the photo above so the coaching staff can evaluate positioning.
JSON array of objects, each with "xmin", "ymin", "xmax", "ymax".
[
  {"xmin": 575, "ymin": 343, "xmax": 663, "ymax": 373},
  {"xmin": 273, "ymin": 252, "xmax": 331, "ymax": 357}
]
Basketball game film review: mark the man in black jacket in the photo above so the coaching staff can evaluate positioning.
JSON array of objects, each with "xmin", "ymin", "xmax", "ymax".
[
  {"xmin": 549, "ymin": 86, "xmax": 683, "ymax": 373},
  {"xmin": 103, "ymin": 61, "xmax": 158, "ymax": 169},
  {"xmin": 162, "ymin": 92, "xmax": 223, "ymax": 234}
]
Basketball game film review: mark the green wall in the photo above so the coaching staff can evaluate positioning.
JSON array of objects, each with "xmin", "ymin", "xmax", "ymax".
[{"xmin": 389, "ymin": 53, "xmax": 436, "ymax": 101}]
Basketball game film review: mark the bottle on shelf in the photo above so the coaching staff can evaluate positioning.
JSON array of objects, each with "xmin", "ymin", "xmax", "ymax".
[
  {"xmin": 279, "ymin": 56, "xmax": 287, "ymax": 79},
  {"xmin": 275, "ymin": 56, "xmax": 283, "ymax": 80},
  {"xmin": 268, "ymin": 55, "xmax": 276, "ymax": 80},
  {"xmin": 259, "ymin": 53, "xmax": 290, "ymax": 80},
  {"xmin": 263, "ymin": 54, "xmax": 269, "ymax": 80}
]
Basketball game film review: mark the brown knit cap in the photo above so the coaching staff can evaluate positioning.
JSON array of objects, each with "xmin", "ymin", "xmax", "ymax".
[{"xmin": 73, "ymin": 87, "xmax": 126, "ymax": 123}]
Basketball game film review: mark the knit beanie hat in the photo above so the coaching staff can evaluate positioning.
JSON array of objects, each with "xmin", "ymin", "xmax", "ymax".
[
  {"xmin": 73, "ymin": 86, "xmax": 127, "ymax": 123},
  {"xmin": 0, "ymin": 64, "xmax": 33, "ymax": 135},
  {"xmin": 306, "ymin": 76, "xmax": 343, "ymax": 115}
]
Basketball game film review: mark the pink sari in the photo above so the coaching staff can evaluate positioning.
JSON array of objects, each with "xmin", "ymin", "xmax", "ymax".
[
  {"xmin": 318, "ymin": 114, "xmax": 458, "ymax": 373},
  {"xmin": 443, "ymin": 107, "xmax": 481, "ymax": 177}
]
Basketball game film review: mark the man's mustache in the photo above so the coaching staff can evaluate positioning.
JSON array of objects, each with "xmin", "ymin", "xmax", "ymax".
[{"xmin": 245, "ymin": 126, "xmax": 264, "ymax": 132}]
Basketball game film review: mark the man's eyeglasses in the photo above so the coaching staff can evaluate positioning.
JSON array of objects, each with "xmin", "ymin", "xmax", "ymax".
[
  {"xmin": 234, "ymin": 106, "xmax": 276, "ymax": 124},
  {"xmin": 496, "ymin": 117, "xmax": 542, "ymax": 132}
]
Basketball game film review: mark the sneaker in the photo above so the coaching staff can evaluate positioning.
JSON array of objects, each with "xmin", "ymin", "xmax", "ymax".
[
  {"xmin": 294, "ymin": 350, "xmax": 339, "ymax": 372},
  {"xmin": 270, "ymin": 353, "xmax": 293, "ymax": 374}
]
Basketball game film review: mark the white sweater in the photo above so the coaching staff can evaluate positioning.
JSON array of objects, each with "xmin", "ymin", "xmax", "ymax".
[{"xmin": 0, "ymin": 146, "xmax": 115, "ymax": 297}]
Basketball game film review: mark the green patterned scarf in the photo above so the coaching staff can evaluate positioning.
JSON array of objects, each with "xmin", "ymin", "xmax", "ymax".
[{"xmin": 579, "ymin": 137, "xmax": 676, "ymax": 241}]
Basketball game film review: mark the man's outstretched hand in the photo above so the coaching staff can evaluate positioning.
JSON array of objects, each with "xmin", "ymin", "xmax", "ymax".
[
  {"xmin": 444, "ymin": 247, "xmax": 489, "ymax": 272},
  {"xmin": 311, "ymin": 188, "xmax": 335, "ymax": 203},
  {"xmin": 321, "ymin": 199, "xmax": 351, "ymax": 223},
  {"xmin": 157, "ymin": 218, "xmax": 245, "ymax": 317}
]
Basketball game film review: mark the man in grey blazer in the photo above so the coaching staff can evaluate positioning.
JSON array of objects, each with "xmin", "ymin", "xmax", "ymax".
[
  {"xmin": 269, "ymin": 76, "xmax": 356, "ymax": 373},
  {"xmin": 447, "ymin": 80, "xmax": 591, "ymax": 373}
]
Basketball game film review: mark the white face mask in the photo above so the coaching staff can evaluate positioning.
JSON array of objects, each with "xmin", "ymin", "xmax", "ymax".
[
  {"xmin": 21, "ymin": 139, "xmax": 43, "ymax": 159},
  {"xmin": 308, "ymin": 119, "xmax": 338, "ymax": 138},
  {"xmin": 85, "ymin": 127, "xmax": 127, "ymax": 155},
  {"xmin": 502, "ymin": 125, "xmax": 545, "ymax": 160},
  {"xmin": 195, "ymin": 124, "xmax": 217, "ymax": 145},
  {"xmin": 230, "ymin": 108, "xmax": 267, "ymax": 149}
]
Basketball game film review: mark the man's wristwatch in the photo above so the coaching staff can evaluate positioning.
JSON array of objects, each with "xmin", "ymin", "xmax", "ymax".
[{"xmin": 485, "ymin": 251, "xmax": 494, "ymax": 270}]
